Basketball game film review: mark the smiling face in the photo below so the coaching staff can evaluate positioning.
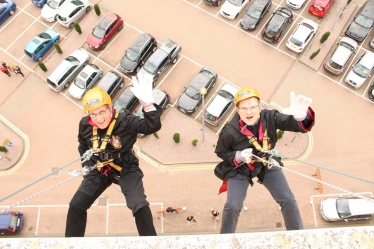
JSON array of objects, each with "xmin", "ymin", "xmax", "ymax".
[
  {"xmin": 88, "ymin": 105, "xmax": 112, "ymax": 129},
  {"xmin": 236, "ymin": 97, "xmax": 261, "ymax": 126}
]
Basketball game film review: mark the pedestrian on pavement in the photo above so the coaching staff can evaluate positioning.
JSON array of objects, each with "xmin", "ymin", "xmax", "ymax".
[
  {"xmin": 186, "ymin": 216, "xmax": 196, "ymax": 224},
  {"xmin": 0, "ymin": 65, "xmax": 10, "ymax": 77},
  {"xmin": 1, "ymin": 61, "xmax": 7, "ymax": 68},
  {"xmin": 14, "ymin": 66, "xmax": 24, "ymax": 77},
  {"xmin": 166, "ymin": 207, "xmax": 179, "ymax": 213},
  {"xmin": 214, "ymin": 88, "xmax": 315, "ymax": 234},
  {"xmin": 211, "ymin": 210, "xmax": 219, "ymax": 219},
  {"xmin": 65, "ymin": 73, "xmax": 162, "ymax": 237}
]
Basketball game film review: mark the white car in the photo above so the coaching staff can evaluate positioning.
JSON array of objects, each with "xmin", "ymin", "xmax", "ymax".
[
  {"xmin": 41, "ymin": 0, "xmax": 72, "ymax": 22},
  {"xmin": 286, "ymin": 0, "xmax": 306, "ymax": 9},
  {"xmin": 344, "ymin": 51, "xmax": 374, "ymax": 89},
  {"xmin": 68, "ymin": 63, "xmax": 103, "ymax": 99},
  {"xmin": 56, "ymin": 0, "xmax": 91, "ymax": 28},
  {"xmin": 286, "ymin": 19, "xmax": 318, "ymax": 53},
  {"xmin": 220, "ymin": 0, "xmax": 250, "ymax": 20}
]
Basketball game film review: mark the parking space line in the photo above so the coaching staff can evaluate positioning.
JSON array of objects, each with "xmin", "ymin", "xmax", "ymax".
[
  {"xmin": 60, "ymin": 92, "xmax": 84, "ymax": 110},
  {"xmin": 95, "ymin": 24, "xmax": 129, "ymax": 60},
  {"xmin": 6, "ymin": 16, "xmax": 41, "ymax": 51},
  {"xmin": 155, "ymin": 56, "xmax": 183, "ymax": 89},
  {"xmin": 0, "ymin": 47, "xmax": 33, "ymax": 72},
  {"xmin": 0, "ymin": 7, "xmax": 23, "ymax": 32}
]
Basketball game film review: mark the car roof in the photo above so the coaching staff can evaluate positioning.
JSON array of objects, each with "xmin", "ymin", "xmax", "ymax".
[
  {"xmin": 348, "ymin": 198, "xmax": 374, "ymax": 215},
  {"xmin": 252, "ymin": 0, "xmax": 270, "ymax": 9},
  {"xmin": 131, "ymin": 33, "xmax": 152, "ymax": 53},
  {"xmin": 331, "ymin": 45, "xmax": 353, "ymax": 65},
  {"xmin": 153, "ymin": 88, "xmax": 167, "ymax": 105},
  {"xmin": 97, "ymin": 13, "xmax": 117, "ymax": 29},
  {"xmin": 221, "ymin": 83, "xmax": 239, "ymax": 97},
  {"xmin": 159, "ymin": 39, "xmax": 179, "ymax": 54},
  {"xmin": 147, "ymin": 48, "xmax": 168, "ymax": 65},
  {"xmin": 275, "ymin": 7, "xmax": 292, "ymax": 18},
  {"xmin": 115, "ymin": 86, "xmax": 135, "ymax": 104},
  {"xmin": 206, "ymin": 95, "xmax": 230, "ymax": 117},
  {"xmin": 97, "ymin": 71, "xmax": 118, "ymax": 90},
  {"xmin": 293, "ymin": 21, "xmax": 317, "ymax": 40},
  {"xmin": 80, "ymin": 64, "xmax": 97, "ymax": 76},
  {"xmin": 361, "ymin": 0, "xmax": 374, "ymax": 18},
  {"xmin": 0, "ymin": 213, "xmax": 10, "ymax": 229},
  {"xmin": 360, "ymin": 51, "xmax": 374, "ymax": 69},
  {"xmin": 59, "ymin": 0, "xmax": 84, "ymax": 16},
  {"xmin": 48, "ymin": 60, "xmax": 71, "ymax": 81}
]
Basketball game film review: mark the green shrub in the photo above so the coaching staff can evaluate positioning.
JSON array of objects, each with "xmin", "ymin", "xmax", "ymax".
[
  {"xmin": 153, "ymin": 132, "xmax": 159, "ymax": 139},
  {"xmin": 192, "ymin": 139, "xmax": 198, "ymax": 146},
  {"xmin": 0, "ymin": 146, "xmax": 8, "ymax": 153},
  {"xmin": 320, "ymin": 32, "xmax": 330, "ymax": 43},
  {"xmin": 310, "ymin": 49, "xmax": 321, "ymax": 60},
  {"xmin": 173, "ymin": 133, "xmax": 180, "ymax": 143},
  {"xmin": 38, "ymin": 62, "xmax": 47, "ymax": 72},
  {"xmin": 94, "ymin": 4, "xmax": 101, "ymax": 16},
  {"xmin": 74, "ymin": 22, "xmax": 82, "ymax": 34},
  {"xmin": 277, "ymin": 130, "xmax": 284, "ymax": 139},
  {"xmin": 54, "ymin": 42, "xmax": 62, "ymax": 54}
]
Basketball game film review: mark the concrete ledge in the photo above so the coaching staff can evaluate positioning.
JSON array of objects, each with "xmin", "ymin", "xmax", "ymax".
[{"xmin": 1, "ymin": 226, "xmax": 373, "ymax": 248}]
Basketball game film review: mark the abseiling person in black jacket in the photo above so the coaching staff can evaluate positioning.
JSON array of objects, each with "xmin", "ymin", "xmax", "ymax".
[
  {"xmin": 65, "ymin": 73, "xmax": 161, "ymax": 237},
  {"xmin": 215, "ymin": 88, "xmax": 315, "ymax": 234}
]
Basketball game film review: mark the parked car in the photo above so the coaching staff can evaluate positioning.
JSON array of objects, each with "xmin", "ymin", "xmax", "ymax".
[
  {"xmin": 31, "ymin": 0, "xmax": 47, "ymax": 8},
  {"xmin": 87, "ymin": 13, "xmax": 123, "ymax": 50},
  {"xmin": 96, "ymin": 70, "xmax": 124, "ymax": 97},
  {"xmin": 0, "ymin": 211, "xmax": 24, "ymax": 235},
  {"xmin": 68, "ymin": 63, "xmax": 103, "ymax": 99},
  {"xmin": 240, "ymin": 0, "xmax": 272, "ymax": 31},
  {"xmin": 308, "ymin": 0, "xmax": 335, "ymax": 18},
  {"xmin": 262, "ymin": 7, "xmax": 293, "ymax": 43},
  {"xmin": 41, "ymin": 0, "xmax": 72, "ymax": 22},
  {"xmin": 24, "ymin": 29, "xmax": 60, "ymax": 61},
  {"xmin": 345, "ymin": 0, "xmax": 374, "ymax": 42},
  {"xmin": 0, "ymin": 0, "xmax": 16, "ymax": 25},
  {"xmin": 177, "ymin": 67, "xmax": 217, "ymax": 114},
  {"xmin": 203, "ymin": 83, "xmax": 239, "ymax": 126},
  {"xmin": 47, "ymin": 49, "xmax": 89, "ymax": 92},
  {"xmin": 113, "ymin": 84, "xmax": 138, "ymax": 113},
  {"xmin": 56, "ymin": 0, "xmax": 90, "ymax": 28},
  {"xmin": 220, "ymin": 0, "xmax": 250, "ymax": 20},
  {"xmin": 203, "ymin": 0, "xmax": 222, "ymax": 6},
  {"xmin": 368, "ymin": 80, "xmax": 374, "ymax": 101},
  {"xmin": 344, "ymin": 51, "xmax": 374, "ymax": 89},
  {"xmin": 135, "ymin": 88, "xmax": 170, "ymax": 137},
  {"xmin": 137, "ymin": 38, "xmax": 181, "ymax": 85},
  {"xmin": 286, "ymin": 19, "xmax": 318, "ymax": 53},
  {"xmin": 370, "ymin": 34, "xmax": 374, "ymax": 48},
  {"xmin": 286, "ymin": 0, "xmax": 306, "ymax": 9},
  {"xmin": 120, "ymin": 33, "xmax": 157, "ymax": 74},
  {"xmin": 324, "ymin": 37, "xmax": 358, "ymax": 75},
  {"xmin": 320, "ymin": 197, "xmax": 374, "ymax": 222}
]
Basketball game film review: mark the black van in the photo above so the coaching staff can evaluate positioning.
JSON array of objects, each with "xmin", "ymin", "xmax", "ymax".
[{"xmin": 0, "ymin": 211, "xmax": 24, "ymax": 235}]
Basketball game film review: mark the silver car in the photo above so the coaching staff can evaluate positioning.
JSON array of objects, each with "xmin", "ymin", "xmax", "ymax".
[
  {"xmin": 56, "ymin": 0, "xmax": 91, "ymax": 28},
  {"xmin": 68, "ymin": 63, "xmax": 103, "ymax": 99}
]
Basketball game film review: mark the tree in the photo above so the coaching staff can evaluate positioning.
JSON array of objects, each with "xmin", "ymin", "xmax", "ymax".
[
  {"xmin": 320, "ymin": 32, "xmax": 330, "ymax": 43},
  {"xmin": 192, "ymin": 139, "xmax": 198, "ymax": 146},
  {"xmin": 153, "ymin": 132, "xmax": 159, "ymax": 139},
  {"xmin": 277, "ymin": 130, "xmax": 284, "ymax": 139},
  {"xmin": 94, "ymin": 4, "xmax": 101, "ymax": 16},
  {"xmin": 38, "ymin": 62, "xmax": 47, "ymax": 72},
  {"xmin": 54, "ymin": 42, "xmax": 62, "ymax": 54},
  {"xmin": 0, "ymin": 146, "xmax": 8, "ymax": 153},
  {"xmin": 173, "ymin": 133, "xmax": 180, "ymax": 143},
  {"xmin": 74, "ymin": 22, "xmax": 82, "ymax": 34},
  {"xmin": 310, "ymin": 49, "xmax": 321, "ymax": 60}
]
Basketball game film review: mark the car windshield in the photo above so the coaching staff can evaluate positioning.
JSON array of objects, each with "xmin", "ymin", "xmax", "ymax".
[
  {"xmin": 353, "ymin": 64, "xmax": 370, "ymax": 78},
  {"xmin": 290, "ymin": 37, "xmax": 303, "ymax": 46},
  {"xmin": 92, "ymin": 26, "xmax": 105, "ymax": 39},
  {"xmin": 218, "ymin": 90, "xmax": 235, "ymax": 100},
  {"xmin": 267, "ymin": 16, "xmax": 283, "ymax": 34},
  {"xmin": 246, "ymin": 8, "xmax": 261, "ymax": 19},
  {"xmin": 74, "ymin": 77, "xmax": 86, "ymax": 89},
  {"xmin": 125, "ymin": 49, "xmax": 140, "ymax": 62},
  {"xmin": 329, "ymin": 60, "xmax": 342, "ymax": 70},
  {"xmin": 8, "ymin": 214, "xmax": 18, "ymax": 230},
  {"xmin": 204, "ymin": 112, "xmax": 218, "ymax": 122},
  {"xmin": 228, "ymin": 0, "xmax": 242, "ymax": 6},
  {"xmin": 340, "ymin": 41, "xmax": 355, "ymax": 51},
  {"xmin": 313, "ymin": 4, "xmax": 324, "ymax": 11},
  {"xmin": 143, "ymin": 61, "xmax": 157, "ymax": 74},
  {"xmin": 336, "ymin": 198, "xmax": 351, "ymax": 218},
  {"xmin": 65, "ymin": 56, "xmax": 80, "ymax": 65},
  {"xmin": 185, "ymin": 86, "xmax": 201, "ymax": 100},
  {"xmin": 47, "ymin": 0, "xmax": 59, "ymax": 9},
  {"xmin": 355, "ymin": 15, "xmax": 374, "ymax": 28}
]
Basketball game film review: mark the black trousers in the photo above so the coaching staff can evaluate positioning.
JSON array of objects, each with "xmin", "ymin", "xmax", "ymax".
[{"xmin": 65, "ymin": 167, "xmax": 156, "ymax": 237}]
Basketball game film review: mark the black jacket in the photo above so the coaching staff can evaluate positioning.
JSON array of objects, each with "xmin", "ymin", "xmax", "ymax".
[
  {"xmin": 78, "ymin": 107, "xmax": 162, "ymax": 167},
  {"xmin": 215, "ymin": 108, "xmax": 315, "ymax": 180}
]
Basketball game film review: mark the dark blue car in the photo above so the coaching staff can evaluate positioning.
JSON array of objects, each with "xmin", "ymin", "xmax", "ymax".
[
  {"xmin": 0, "ymin": 0, "xmax": 16, "ymax": 25},
  {"xmin": 24, "ymin": 29, "xmax": 60, "ymax": 61},
  {"xmin": 31, "ymin": 0, "xmax": 47, "ymax": 8}
]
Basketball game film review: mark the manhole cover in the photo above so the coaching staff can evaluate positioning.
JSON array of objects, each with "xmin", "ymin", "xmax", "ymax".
[{"xmin": 276, "ymin": 222, "xmax": 282, "ymax": 228}]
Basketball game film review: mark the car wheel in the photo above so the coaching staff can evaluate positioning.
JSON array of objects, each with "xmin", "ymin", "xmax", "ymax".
[
  {"xmin": 235, "ymin": 13, "xmax": 238, "ymax": 19},
  {"xmin": 120, "ymin": 82, "xmax": 124, "ymax": 88},
  {"xmin": 54, "ymin": 15, "xmax": 58, "ymax": 21},
  {"xmin": 64, "ymin": 82, "xmax": 70, "ymax": 88},
  {"xmin": 118, "ymin": 24, "xmax": 123, "ymax": 31},
  {"xmin": 38, "ymin": 56, "xmax": 43, "ymax": 62},
  {"xmin": 86, "ymin": 6, "xmax": 91, "ymax": 12},
  {"xmin": 69, "ymin": 22, "xmax": 74, "ymax": 28},
  {"xmin": 217, "ymin": 0, "xmax": 221, "ymax": 5},
  {"xmin": 99, "ymin": 73, "xmax": 103, "ymax": 79},
  {"xmin": 9, "ymin": 10, "xmax": 15, "ymax": 15},
  {"xmin": 101, "ymin": 43, "xmax": 106, "ymax": 50},
  {"xmin": 136, "ymin": 67, "xmax": 140, "ymax": 73},
  {"xmin": 152, "ymin": 46, "xmax": 157, "ymax": 52},
  {"xmin": 255, "ymin": 23, "xmax": 259, "ymax": 29},
  {"xmin": 172, "ymin": 57, "xmax": 177, "ymax": 64}
]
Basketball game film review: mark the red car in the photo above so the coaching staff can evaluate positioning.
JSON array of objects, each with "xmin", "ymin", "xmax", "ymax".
[
  {"xmin": 308, "ymin": 0, "xmax": 335, "ymax": 18},
  {"xmin": 87, "ymin": 13, "xmax": 123, "ymax": 50}
]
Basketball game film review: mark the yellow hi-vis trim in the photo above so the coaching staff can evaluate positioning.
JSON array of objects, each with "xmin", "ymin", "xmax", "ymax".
[{"xmin": 247, "ymin": 129, "xmax": 268, "ymax": 167}]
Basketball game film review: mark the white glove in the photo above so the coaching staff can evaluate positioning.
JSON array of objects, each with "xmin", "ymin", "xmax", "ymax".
[
  {"xmin": 130, "ymin": 73, "xmax": 154, "ymax": 107},
  {"xmin": 235, "ymin": 148, "xmax": 253, "ymax": 164},
  {"xmin": 282, "ymin": 91, "xmax": 312, "ymax": 121}
]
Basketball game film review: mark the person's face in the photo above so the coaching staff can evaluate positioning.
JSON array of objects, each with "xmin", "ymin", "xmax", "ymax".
[
  {"xmin": 236, "ymin": 97, "xmax": 261, "ymax": 126},
  {"xmin": 88, "ymin": 105, "xmax": 112, "ymax": 129}
]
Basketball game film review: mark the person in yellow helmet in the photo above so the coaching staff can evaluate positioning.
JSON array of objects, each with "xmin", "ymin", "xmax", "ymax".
[
  {"xmin": 214, "ymin": 87, "xmax": 315, "ymax": 233},
  {"xmin": 65, "ymin": 73, "xmax": 161, "ymax": 237}
]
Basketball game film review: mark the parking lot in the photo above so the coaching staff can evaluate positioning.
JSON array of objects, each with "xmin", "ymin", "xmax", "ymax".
[{"xmin": 1, "ymin": 0, "xmax": 374, "ymax": 237}]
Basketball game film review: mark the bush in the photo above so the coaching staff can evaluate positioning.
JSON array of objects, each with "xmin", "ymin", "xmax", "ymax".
[
  {"xmin": 277, "ymin": 130, "xmax": 284, "ymax": 139},
  {"xmin": 310, "ymin": 49, "xmax": 321, "ymax": 60},
  {"xmin": 54, "ymin": 42, "xmax": 62, "ymax": 54},
  {"xmin": 0, "ymin": 146, "xmax": 8, "ymax": 153},
  {"xmin": 94, "ymin": 4, "xmax": 101, "ymax": 16},
  {"xmin": 320, "ymin": 32, "xmax": 330, "ymax": 43},
  {"xmin": 192, "ymin": 139, "xmax": 198, "ymax": 146},
  {"xmin": 74, "ymin": 22, "xmax": 82, "ymax": 34},
  {"xmin": 153, "ymin": 132, "xmax": 159, "ymax": 139},
  {"xmin": 173, "ymin": 133, "xmax": 180, "ymax": 143},
  {"xmin": 38, "ymin": 62, "xmax": 47, "ymax": 72}
]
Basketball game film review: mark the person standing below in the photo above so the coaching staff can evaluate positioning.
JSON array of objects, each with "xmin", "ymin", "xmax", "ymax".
[
  {"xmin": 214, "ymin": 88, "xmax": 315, "ymax": 233},
  {"xmin": 14, "ymin": 66, "xmax": 24, "ymax": 77},
  {"xmin": 1, "ymin": 61, "xmax": 10, "ymax": 77},
  {"xmin": 65, "ymin": 73, "xmax": 162, "ymax": 237}
]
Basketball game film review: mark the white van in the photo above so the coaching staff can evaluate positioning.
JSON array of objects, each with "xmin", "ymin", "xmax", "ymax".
[{"xmin": 344, "ymin": 51, "xmax": 374, "ymax": 89}]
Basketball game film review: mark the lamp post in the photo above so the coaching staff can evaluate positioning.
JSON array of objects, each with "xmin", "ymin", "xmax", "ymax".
[{"xmin": 200, "ymin": 87, "xmax": 207, "ymax": 142}]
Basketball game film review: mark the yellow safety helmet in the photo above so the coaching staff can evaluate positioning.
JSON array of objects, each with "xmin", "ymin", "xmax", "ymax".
[
  {"xmin": 234, "ymin": 87, "xmax": 261, "ymax": 106},
  {"xmin": 82, "ymin": 87, "xmax": 112, "ymax": 112}
]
